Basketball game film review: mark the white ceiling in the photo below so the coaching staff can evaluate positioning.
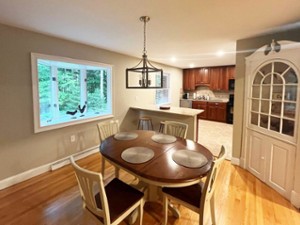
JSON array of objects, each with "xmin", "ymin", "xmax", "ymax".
[{"xmin": 0, "ymin": 0, "xmax": 300, "ymax": 68}]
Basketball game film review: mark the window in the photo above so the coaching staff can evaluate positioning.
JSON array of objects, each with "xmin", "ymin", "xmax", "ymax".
[
  {"xmin": 155, "ymin": 73, "xmax": 170, "ymax": 105},
  {"xmin": 31, "ymin": 53, "xmax": 113, "ymax": 133},
  {"xmin": 250, "ymin": 61, "xmax": 298, "ymax": 139}
]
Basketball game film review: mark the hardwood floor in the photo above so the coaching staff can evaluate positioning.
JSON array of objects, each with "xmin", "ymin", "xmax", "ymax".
[{"xmin": 0, "ymin": 153, "xmax": 299, "ymax": 225}]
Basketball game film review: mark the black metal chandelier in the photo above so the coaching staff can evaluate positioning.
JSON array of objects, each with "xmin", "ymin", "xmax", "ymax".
[{"xmin": 126, "ymin": 16, "xmax": 163, "ymax": 88}]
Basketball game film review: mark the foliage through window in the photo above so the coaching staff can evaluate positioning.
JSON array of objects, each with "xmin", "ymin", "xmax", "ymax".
[
  {"xmin": 155, "ymin": 74, "xmax": 170, "ymax": 105},
  {"xmin": 32, "ymin": 53, "xmax": 112, "ymax": 132}
]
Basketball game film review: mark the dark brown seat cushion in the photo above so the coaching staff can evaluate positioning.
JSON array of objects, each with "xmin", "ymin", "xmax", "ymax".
[
  {"xmin": 94, "ymin": 178, "xmax": 144, "ymax": 223},
  {"xmin": 162, "ymin": 183, "xmax": 203, "ymax": 208}
]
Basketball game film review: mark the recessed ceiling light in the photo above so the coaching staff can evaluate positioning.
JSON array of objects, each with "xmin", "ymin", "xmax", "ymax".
[
  {"xmin": 189, "ymin": 63, "xmax": 194, "ymax": 68},
  {"xmin": 216, "ymin": 50, "xmax": 224, "ymax": 57},
  {"xmin": 171, "ymin": 56, "xmax": 177, "ymax": 62}
]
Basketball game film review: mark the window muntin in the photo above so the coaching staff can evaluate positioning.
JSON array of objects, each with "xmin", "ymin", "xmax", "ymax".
[
  {"xmin": 155, "ymin": 74, "xmax": 170, "ymax": 105},
  {"xmin": 250, "ymin": 61, "xmax": 298, "ymax": 138},
  {"xmin": 32, "ymin": 53, "xmax": 113, "ymax": 133}
]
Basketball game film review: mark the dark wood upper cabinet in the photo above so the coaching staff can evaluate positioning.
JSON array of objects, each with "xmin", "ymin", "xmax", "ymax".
[
  {"xmin": 195, "ymin": 68, "xmax": 210, "ymax": 85},
  {"xmin": 209, "ymin": 67, "xmax": 222, "ymax": 91},
  {"xmin": 183, "ymin": 65, "xmax": 235, "ymax": 92},
  {"xmin": 226, "ymin": 65, "xmax": 235, "ymax": 79},
  {"xmin": 183, "ymin": 69, "xmax": 195, "ymax": 91}
]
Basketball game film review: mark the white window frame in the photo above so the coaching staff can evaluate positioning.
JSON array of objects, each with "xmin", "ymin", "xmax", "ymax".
[
  {"xmin": 155, "ymin": 73, "xmax": 171, "ymax": 105},
  {"xmin": 31, "ymin": 53, "xmax": 113, "ymax": 133}
]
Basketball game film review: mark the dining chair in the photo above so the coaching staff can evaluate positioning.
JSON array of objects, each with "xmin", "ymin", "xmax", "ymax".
[
  {"xmin": 163, "ymin": 121, "xmax": 188, "ymax": 139},
  {"xmin": 70, "ymin": 156, "xmax": 144, "ymax": 225},
  {"xmin": 162, "ymin": 146, "xmax": 226, "ymax": 225},
  {"xmin": 97, "ymin": 120, "xmax": 120, "ymax": 178}
]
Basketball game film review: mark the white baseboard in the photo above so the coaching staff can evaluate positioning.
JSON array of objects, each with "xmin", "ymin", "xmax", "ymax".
[
  {"xmin": 0, "ymin": 146, "xmax": 99, "ymax": 190},
  {"xmin": 291, "ymin": 190, "xmax": 300, "ymax": 209},
  {"xmin": 230, "ymin": 157, "xmax": 240, "ymax": 166}
]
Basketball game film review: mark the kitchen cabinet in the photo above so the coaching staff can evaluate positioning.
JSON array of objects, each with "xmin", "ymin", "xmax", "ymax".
[
  {"xmin": 209, "ymin": 67, "xmax": 225, "ymax": 91},
  {"xmin": 207, "ymin": 102, "xmax": 227, "ymax": 122},
  {"xmin": 192, "ymin": 101, "xmax": 207, "ymax": 119},
  {"xmin": 183, "ymin": 65, "xmax": 235, "ymax": 91},
  {"xmin": 210, "ymin": 66, "xmax": 235, "ymax": 91},
  {"xmin": 195, "ymin": 68, "xmax": 210, "ymax": 86},
  {"xmin": 225, "ymin": 65, "xmax": 235, "ymax": 79},
  {"xmin": 183, "ymin": 69, "xmax": 195, "ymax": 91}
]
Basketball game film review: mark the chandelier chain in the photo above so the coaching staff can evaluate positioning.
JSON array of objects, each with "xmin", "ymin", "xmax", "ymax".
[{"xmin": 143, "ymin": 18, "xmax": 147, "ymax": 54}]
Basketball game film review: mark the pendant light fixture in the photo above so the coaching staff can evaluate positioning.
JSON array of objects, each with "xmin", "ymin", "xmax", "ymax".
[{"xmin": 126, "ymin": 16, "xmax": 163, "ymax": 88}]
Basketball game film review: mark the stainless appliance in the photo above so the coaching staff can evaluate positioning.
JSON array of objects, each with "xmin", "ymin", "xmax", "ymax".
[{"xmin": 180, "ymin": 99, "xmax": 192, "ymax": 108}]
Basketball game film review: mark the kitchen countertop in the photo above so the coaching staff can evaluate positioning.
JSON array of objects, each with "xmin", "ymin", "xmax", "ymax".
[
  {"xmin": 181, "ymin": 98, "xmax": 229, "ymax": 103},
  {"xmin": 131, "ymin": 105, "xmax": 203, "ymax": 117}
]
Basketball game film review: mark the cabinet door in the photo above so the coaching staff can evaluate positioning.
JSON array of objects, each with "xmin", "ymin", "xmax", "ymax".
[
  {"xmin": 193, "ymin": 101, "xmax": 207, "ymax": 119},
  {"xmin": 246, "ymin": 130, "xmax": 295, "ymax": 199},
  {"xmin": 246, "ymin": 130, "xmax": 266, "ymax": 181},
  {"xmin": 216, "ymin": 103, "xmax": 227, "ymax": 122},
  {"xmin": 207, "ymin": 102, "xmax": 226, "ymax": 122},
  {"xmin": 183, "ymin": 69, "xmax": 195, "ymax": 91},
  {"xmin": 195, "ymin": 68, "xmax": 210, "ymax": 85},
  {"xmin": 209, "ymin": 67, "xmax": 222, "ymax": 90},
  {"xmin": 226, "ymin": 66, "xmax": 235, "ymax": 79},
  {"xmin": 223, "ymin": 66, "xmax": 235, "ymax": 90},
  {"xmin": 207, "ymin": 102, "xmax": 218, "ymax": 120}
]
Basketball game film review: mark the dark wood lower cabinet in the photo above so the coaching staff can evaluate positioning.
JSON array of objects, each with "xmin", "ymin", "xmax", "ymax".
[
  {"xmin": 192, "ymin": 101, "xmax": 208, "ymax": 119},
  {"xmin": 192, "ymin": 101, "xmax": 227, "ymax": 123},
  {"xmin": 207, "ymin": 102, "xmax": 227, "ymax": 122}
]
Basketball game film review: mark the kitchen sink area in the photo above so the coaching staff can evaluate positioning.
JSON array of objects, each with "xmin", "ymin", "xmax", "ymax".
[{"xmin": 180, "ymin": 87, "xmax": 232, "ymax": 123}]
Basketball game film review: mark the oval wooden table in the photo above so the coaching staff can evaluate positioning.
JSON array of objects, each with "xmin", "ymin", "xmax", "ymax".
[
  {"xmin": 100, "ymin": 130, "xmax": 214, "ymax": 222},
  {"xmin": 100, "ymin": 130, "xmax": 214, "ymax": 188}
]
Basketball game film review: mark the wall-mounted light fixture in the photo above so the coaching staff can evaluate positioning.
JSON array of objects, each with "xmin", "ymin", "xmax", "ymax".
[
  {"xmin": 264, "ymin": 39, "xmax": 281, "ymax": 55},
  {"xmin": 126, "ymin": 16, "xmax": 163, "ymax": 88}
]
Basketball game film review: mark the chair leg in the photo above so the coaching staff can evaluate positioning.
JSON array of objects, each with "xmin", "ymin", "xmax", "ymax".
[
  {"xmin": 139, "ymin": 199, "xmax": 144, "ymax": 225},
  {"xmin": 101, "ymin": 158, "xmax": 105, "ymax": 178},
  {"xmin": 163, "ymin": 196, "xmax": 169, "ymax": 225},
  {"xmin": 210, "ymin": 195, "xmax": 216, "ymax": 225}
]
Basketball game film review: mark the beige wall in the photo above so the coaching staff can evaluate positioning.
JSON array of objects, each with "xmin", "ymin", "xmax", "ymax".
[
  {"xmin": 0, "ymin": 24, "xmax": 182, "ymax": 180},
  {"xmin": 233, "ymin": 27, "xmax": 300, "ymax": 193}
]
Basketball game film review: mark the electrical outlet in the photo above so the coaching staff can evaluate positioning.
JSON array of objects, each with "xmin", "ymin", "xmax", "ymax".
[{"xmin": 70, "ymin": 135, "xmax": 76, "ymax": 142}]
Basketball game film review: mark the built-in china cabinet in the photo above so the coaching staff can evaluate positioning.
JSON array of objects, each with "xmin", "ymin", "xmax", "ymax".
[{"xmin": 243, "ymin": 40, "xmax": 300, "ymax": 206}]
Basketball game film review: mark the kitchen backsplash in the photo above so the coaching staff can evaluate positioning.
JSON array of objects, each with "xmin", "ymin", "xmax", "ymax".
[{"xmin": 186, "ymin": 86, "xmax": 229, "ymax": 100}]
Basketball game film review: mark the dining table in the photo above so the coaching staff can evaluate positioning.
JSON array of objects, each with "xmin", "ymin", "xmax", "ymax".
[{"xmin": 99, "ymin": 129, "xmax": 214, "ymax": 220}]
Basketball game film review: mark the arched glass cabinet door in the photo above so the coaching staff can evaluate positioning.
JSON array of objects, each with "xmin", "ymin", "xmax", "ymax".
[{"xmin": 250, "ymin": 61, "xmax": 298, "ymax": 137}]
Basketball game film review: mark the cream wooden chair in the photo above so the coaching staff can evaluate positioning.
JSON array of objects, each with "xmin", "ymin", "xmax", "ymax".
[
  {"xmin": 97, "ymin": 120, "xmax": 120, "ymax": 178},
  {"xmin": 70, "ymin": 156, "xmax": 144, "ymax": 225},
  {"xmin": 162, "ymin": 146, "xmax": 226, "ymax": 225},
  {"xmin": 163, "ymin": 121, "xmax": 188, "ymax": 139}
]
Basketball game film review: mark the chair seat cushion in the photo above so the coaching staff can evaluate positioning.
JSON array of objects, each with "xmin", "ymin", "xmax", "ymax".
[
  {"xmin": 95, "ymin": 178, "xmax": 144, "ymax": 223},
  {"xmin": 162, "ymin": 183, "xmax": 203, "ymax": 208}
]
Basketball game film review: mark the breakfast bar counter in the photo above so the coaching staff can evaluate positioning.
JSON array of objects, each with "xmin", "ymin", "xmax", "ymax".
[{"xmin": 121, "ymin": 105, "xmax": 203, "ymax": 141}]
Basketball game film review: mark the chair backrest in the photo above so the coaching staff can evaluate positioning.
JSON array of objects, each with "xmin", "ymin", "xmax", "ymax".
[
  {"xmin": 163, "ymin": 121, "xmax": 188, "ymax": 138},
  {"xmin": 200, "ymin": 146, "xmax": 226, "ymax": 210},
  {"xmin": 70, "ymin": 156, "xmax": 111, "ymax": 224},
  {"xmin": 97, "ymin": 120, "xmax": 120, "ymax": 142}
]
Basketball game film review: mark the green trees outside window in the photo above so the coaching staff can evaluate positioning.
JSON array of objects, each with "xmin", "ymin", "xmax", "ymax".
[{"xmin": 32, "ymin": 53, "xmax": 112, "ymax": 132}]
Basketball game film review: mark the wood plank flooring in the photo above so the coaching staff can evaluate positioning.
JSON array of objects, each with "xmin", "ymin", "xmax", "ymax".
[{"xmin": 0, "ymin": 153, "xmax": 299, "ymax": 225}]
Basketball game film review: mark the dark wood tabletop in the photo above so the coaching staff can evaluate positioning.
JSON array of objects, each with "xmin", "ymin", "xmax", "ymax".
[{"xmin": 100, "ymin": 130, "xmax": 213, "ymax": 187}]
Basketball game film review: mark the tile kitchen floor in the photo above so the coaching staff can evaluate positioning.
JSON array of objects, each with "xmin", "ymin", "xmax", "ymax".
[{"xmin": 198, "ymin": 119, "xmax": 233, "ymax": 160}]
